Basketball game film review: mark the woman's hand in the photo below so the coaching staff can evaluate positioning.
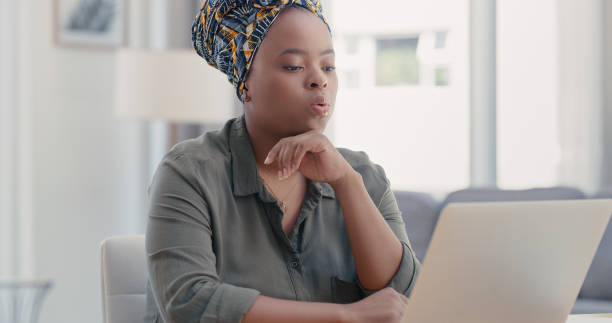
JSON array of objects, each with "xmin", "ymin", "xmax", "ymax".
[
  {"xmin": 341, "ymin": 287, "xmax": 410, "ymax": 323},
  {"xmin": 264, "ymin": 130, "xmax": 353, "ymax": 185}
]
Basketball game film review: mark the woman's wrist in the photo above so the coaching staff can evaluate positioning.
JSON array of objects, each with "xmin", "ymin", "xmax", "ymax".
[
  {"xmin": 329, "ymin": 168, "xmax": 361, "ymax": 193},
  {"xmin": 336, "ymin": 303, "xmax": 355, "ymax": 323}
]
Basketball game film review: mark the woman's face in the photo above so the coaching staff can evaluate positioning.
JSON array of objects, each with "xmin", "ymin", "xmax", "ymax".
[{"xmin": 244, "ymin": 6, "xmax": 338, "ymax": 137}]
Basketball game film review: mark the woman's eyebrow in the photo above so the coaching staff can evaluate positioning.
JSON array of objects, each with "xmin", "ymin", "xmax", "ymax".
[{"xmin": 278, "ymin": 48, "xmax": 335, "ymax": 57}]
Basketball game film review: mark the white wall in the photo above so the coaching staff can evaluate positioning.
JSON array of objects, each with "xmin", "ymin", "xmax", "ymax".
[
  {"xmin": 556, "ymin": 0, "xmax": 604, "ymax": 193},
  {"xmin": 497, "ymin": 0, "xmax": 560, "ymax": 189},
  {"xmin": 22, "ymin": 0, "xmax": 149, "ymax": 322},
  {"xmin": 0, "ymin": 0, "xmax": 18, "ymax": 278},
  {"xmin": 603, "ymin": 1, "xmax": 612, "ymax": 188},
  {"xmin": 497, "ymin": 0, "xmax": 604, "ymax": 193},
  {"xmin": 1, "ymin": 0, "xmax": 37, "ymax": 280}
]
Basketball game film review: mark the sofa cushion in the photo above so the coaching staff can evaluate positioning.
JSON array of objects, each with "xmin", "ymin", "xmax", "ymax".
[
  {"xmin": 571, "ymin": 298, "xmax": 612, "ymax": 314},
  {"xmin": 594, "ymin": 187, "xmax": 612, "ymax": 198},
  {"xmin": 393, "ymin": 191, "xmax": 440, "ymax": 263},
  {"xmin": 442, "ymin": 186, "xmax": 586, "ymax": 205},
  {"xmin": 579, "ymin": 188, "xmax": 612, "ymax": 300}
]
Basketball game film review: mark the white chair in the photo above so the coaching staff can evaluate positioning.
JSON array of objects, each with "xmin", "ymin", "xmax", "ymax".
[{"xmin": 100, "ymin": 235, "xmax": 147, "ymax": 323}]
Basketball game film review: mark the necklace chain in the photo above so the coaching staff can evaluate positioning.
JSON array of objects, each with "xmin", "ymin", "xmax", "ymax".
[{"xmin": 260, "ymin": 173, "xmax": 301, "ymax": 213}]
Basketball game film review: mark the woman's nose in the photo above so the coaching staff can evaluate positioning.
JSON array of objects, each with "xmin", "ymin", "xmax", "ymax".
[
  {"xmin": 308, "ymin": 69, "xmax": 328, "ymax": 89},
  {"xmin": 309, "ymin": 77, "xmax": 328, "ymax": 89},
  {"xmin": 310, "ymin": 81, "xmax": 327, "ymax": 88}
]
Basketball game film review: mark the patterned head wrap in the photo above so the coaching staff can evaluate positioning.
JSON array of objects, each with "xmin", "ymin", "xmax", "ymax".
[{"xmin": 192, "ymin": 0, "xmax": 331, "ymax": 102}]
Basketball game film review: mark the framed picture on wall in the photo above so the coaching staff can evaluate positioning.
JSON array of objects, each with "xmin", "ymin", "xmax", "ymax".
[{"xmin": 54, "ymin": 0, "xmax": 127, "ymax": 48}]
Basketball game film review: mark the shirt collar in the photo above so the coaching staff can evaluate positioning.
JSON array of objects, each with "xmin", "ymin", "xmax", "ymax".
[
  {"xmin": 229, "ymin": 114, "xmax": 336, "ymax": 199},
  {"xmin": 314, "ymin": 181, "xmax": 336, "ymax": 199},
  {"xmin": 229, "ymin": 115, "xmax": 261, "ymax": 197}
]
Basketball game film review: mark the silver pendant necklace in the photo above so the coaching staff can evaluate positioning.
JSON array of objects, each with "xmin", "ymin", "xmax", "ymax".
[{"xmin": 261, "ymin": 174, "xmax": 301, "ymax": 214}]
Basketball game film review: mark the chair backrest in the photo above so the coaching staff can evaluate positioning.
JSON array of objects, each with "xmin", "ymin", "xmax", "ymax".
[{"xmin": 100, "ymin": 235, "xmax": 147, "ymax": 323}]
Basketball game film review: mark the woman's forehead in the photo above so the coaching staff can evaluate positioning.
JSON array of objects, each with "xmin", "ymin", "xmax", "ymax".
[{"xmin": 262, "ymin": 8, "xmax": 333, "ymax": 56}]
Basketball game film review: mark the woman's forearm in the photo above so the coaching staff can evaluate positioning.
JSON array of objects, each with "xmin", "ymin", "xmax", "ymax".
[
  {"xmin": 242, "ymin": 295, "xmax": 349, "ymax": 323},
  {"xmin": 330, "ymin": 170, "xmax": 403, "ymax": 291}
]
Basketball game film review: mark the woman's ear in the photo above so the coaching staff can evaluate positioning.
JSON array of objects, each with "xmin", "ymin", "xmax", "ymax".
[
  {"xmin": 242, "ymin": 85, "xmax": 252, "ymax": 102},
  {"xmin": 242, "ymin": 80, "xmax": 252, "ymax": 102}
]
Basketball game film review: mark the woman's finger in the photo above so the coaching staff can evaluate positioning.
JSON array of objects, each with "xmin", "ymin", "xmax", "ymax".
[
  {"xmin": 291, "ymin": 143, "xmax": 304, "ymax": 172},
  {"xmin": 293, "ymin": 142, "xmax": 308, "ymax": 173},
  {"xmin": 292, "ymin": 134, "xmax": 329, "ymax": 173},
  {"xmin": 278, "ymin": 142, "xmax": 291, "ymax": 179},
  {"xmin": 264, "ymin": 143, "xmax": 281, "ymax": 165},
  {"xmin": 284, "ymin": 145, "xmax": 297, "ymax": 177}
]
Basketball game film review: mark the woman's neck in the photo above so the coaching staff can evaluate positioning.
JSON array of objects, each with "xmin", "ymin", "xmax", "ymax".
[{"xmin": 244, "ymin": 116, "xmax": 283, "ymax": 175}]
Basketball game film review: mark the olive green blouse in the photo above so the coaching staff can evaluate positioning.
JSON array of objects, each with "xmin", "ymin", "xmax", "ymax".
[{"xmin": 145, "ymin": 115, "xmax": 420, "ymax": 323}]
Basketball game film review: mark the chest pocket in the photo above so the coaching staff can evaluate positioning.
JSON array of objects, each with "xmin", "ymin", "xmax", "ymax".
[{"xmin": 331, "ymin": 276, "xmax": 364, "ymax": 304}]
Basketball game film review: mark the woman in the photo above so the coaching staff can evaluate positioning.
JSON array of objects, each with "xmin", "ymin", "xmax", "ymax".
[{"xmin": 146, "ymin": 1, "xmax": 421, "ymax": 322}]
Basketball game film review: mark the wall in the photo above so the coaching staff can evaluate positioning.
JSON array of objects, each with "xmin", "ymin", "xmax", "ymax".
[
  {"xmin": 497, "ymin": 0, "xmax": 605, "ymax": 193},
  {"xmin": 26, "ymin": 0, "xmax": 149, "ymax": 322},
  {"xmin": 497, "ymin": 0, "xmax": 560, "ymax": 189},
  {"xmin": 0, "ymin": 0, "xmax": 21, "ymax": 278},
  {"xmin": 603, "ymin": 1, "xmax": 612, "ymax": 188},
  {"xmin": 556, "ymin": 0, "xmax": 604, "ymax": 193}
]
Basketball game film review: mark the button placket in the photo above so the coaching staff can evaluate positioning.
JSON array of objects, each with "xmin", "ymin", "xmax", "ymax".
[{"xmin": 290, "ymin": 259, "xmax": 299, "ymax": 269}]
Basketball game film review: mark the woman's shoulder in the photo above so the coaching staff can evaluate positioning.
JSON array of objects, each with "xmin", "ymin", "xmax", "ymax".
[
  {"xmin": 337, "ymin": 147, "xmax": 384, "ymax": 175},
  {"xmin": 337, "ymin": 148, "xmax": 374, "ymax": 168},
  {"xmin": 337, "ymin": 147, "xmax": 391, "ymax": 200},
  {"xmin": 169, "ymin": 132, "xmax": 228, "ymax": 160},
  {"xmin": 147, "ymin": 121, "xmax": 240, "ymax": 206},
  {"xmin": 157, "ymin": 121, "xmax": 234, "ymax": 177}
]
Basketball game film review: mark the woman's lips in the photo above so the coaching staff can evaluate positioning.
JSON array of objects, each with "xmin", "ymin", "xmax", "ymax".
[
  {"xmin": 310, "ymin": 103, "xmax": 330, "ymax": 117},
  {"xmin": 310, "ymin": 94, "xmax": 330, "ymax": 117}
]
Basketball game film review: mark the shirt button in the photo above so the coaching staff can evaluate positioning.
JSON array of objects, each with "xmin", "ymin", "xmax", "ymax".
[{"xmin": 290, "ymin": 261, "xmax": 299, "ymax": 268}]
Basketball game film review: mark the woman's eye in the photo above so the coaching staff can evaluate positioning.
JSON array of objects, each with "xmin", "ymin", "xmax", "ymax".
[
  {"xmin": 284, "ymin": 65, "xmax": 303, "ymax": 71},
  {"xmin": 325, "ymin": 66, "xmax": 336, "ymax": 72}
]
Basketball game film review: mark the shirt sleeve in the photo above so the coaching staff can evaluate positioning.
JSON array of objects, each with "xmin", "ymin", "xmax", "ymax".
[
  {"xmin": 146, "ymin": 154, "xmax": 260, "ymax": 323},
  {"xmin": 355, "ymin": 174, "xmax": 422, "ymax": 298}
]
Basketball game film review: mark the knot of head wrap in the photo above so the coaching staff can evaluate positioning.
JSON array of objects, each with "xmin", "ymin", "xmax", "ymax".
[{"xmin": 192, "ymin": 0, "xmax": 330, "ymax": 102}]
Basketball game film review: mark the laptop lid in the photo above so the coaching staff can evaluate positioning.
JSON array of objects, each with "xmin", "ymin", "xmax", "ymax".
[{"xmin": 402, "ymin": 199, "xmax": 612, "ymax": 323}]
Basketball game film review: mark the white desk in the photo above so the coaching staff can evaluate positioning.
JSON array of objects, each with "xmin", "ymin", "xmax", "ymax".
[{"xmin": 567, "ymin": 314, "xmax": 612, "ymax": 322}]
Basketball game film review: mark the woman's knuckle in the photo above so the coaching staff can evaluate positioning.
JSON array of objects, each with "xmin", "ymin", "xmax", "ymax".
[
  {"xmin": 395, "ymin": 309, "xmax": 404, "ymax": 320},
  {"xmin": 383, "ymin": 312, "xmax": 395, "ymax": 321}
]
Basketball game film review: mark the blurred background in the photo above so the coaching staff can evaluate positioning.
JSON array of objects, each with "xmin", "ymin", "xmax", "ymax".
[{"xmin": 1, "ymin": 0, "xmax": 611, "ymax": 322}]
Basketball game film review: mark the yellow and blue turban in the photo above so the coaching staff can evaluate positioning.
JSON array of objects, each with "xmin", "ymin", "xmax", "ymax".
[{"xmin": 192, "ymin": 0, "xmax": 331, "ymax": 102}]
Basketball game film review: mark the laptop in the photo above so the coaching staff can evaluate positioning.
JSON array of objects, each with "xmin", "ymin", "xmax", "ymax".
[{"xmin": 402, "ymin": 199, "xmax": 612, "ymax": 323}]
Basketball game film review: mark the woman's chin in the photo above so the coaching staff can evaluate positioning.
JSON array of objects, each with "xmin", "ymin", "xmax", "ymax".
[{"xmin": 302, "ymin": 119, "xmax": 329, "ymax": 134}]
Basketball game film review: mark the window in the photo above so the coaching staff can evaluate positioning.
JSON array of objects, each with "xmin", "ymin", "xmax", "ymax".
[
  {"xmin": 376, "ymin": 37, "xmax": 420, "ymax": 86},
  {"xmin": 434, "ymin": 31, "xmax": 448, "ymax": 49},
  {"xmin": 329, "ymin": 0, "xmax": 470, "ymax": 194},
  {"xmin": 435, "ymin": 67, "xmax": 450, "ymax": 86}
]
